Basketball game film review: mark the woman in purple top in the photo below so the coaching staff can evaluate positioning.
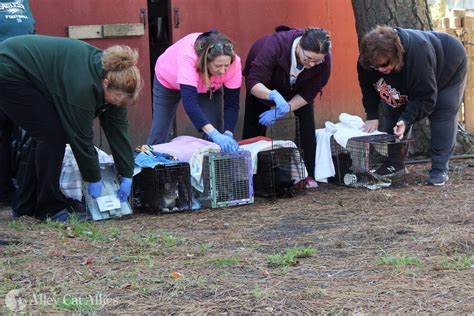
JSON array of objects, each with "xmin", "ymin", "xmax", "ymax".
[{"xmin": 242, "ymin": 26, "xmax": 331, "ymax": 188}]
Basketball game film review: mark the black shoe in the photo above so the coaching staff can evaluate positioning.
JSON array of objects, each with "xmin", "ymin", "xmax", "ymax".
[
  {"xmin": 425, "ymin": 169, "xmax": 449, "ymax": 186},
  {"xmin": 375, "ymin": 163, "xmax": 404, "ymax": 177},
  {"xmin": 47, "ymin": 209, "xmax": 70, "ymax": 223}
]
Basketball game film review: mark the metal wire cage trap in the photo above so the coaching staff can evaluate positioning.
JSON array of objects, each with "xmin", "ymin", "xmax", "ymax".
[
  {"xmin": 132, "ymin": 162, "xmax": 192, "ymax": 213},
  {"xmin": 198, "ymin": 151, "xmax": 254, "ymax": 208},
  {"xmin": 253, "ymin": 115, "xmax": 306, "ymax": 197},
  {"xmin": 266, "ymin": 115, "xmax": 301, "ymax": 147},
  {"xmin": 253, "ymin": 145, "xmax": 306, "ymax": 198},
  {"xmin": 330, "ymin": 134, "xmax": 412, "ymax": 188}
]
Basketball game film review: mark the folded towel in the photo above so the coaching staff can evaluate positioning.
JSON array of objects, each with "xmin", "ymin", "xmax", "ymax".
[{"xmin": 339, "ymin": 113, "xmax": 364, "ymax": 130}]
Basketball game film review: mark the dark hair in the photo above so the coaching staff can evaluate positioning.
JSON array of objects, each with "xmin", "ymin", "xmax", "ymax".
[
  {"xmin": 194, "ymin": 31, "xmax": 235, "ymax": 88},
  {"xmin": 300, "ymin": 27, "xmax": 331, "ymax": 55},
  {"xmin": 359, "ymin": 25, "xmax": 404, "ymax": 71}
]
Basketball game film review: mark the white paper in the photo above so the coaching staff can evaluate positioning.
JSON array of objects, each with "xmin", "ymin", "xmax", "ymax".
[{"xmin": 96, "ymin": 194, "xmax": 121, "ymax": 212}]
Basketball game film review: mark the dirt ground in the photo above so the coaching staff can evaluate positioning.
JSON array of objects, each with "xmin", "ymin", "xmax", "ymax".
[{"xmin": 0, "ymin": 159, "xmax": 473, "ymax": 314}]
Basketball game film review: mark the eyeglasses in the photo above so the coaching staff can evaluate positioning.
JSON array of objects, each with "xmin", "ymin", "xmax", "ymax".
[
  {"xmin": 301, "ymin": 48, "xmax": 325, "ymax": 65},
  {"xmin": 369, "ymin": 60, "xmax": 391, "ymax": 70},
  {"xmin": 208, "ymin": 42, "xmax": 234, "ymax": 54}
]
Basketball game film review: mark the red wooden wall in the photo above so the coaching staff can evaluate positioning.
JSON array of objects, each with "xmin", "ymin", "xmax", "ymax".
[
  {"xmin": 30, "ymin": 0, "xmax": 362, "ymax": 144},
  {"xmin": 170, "ymin": 0, "xmax": 363, "ymax": 137}
]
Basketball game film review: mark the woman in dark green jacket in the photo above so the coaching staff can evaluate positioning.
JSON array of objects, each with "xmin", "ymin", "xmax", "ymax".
[
  {"xmin": 0, "ymin": 34, "xmax": 142, "ymax": 222},
  {"xmin": 0, "ymin": 0, "xmax": 35, "ymax": 205}
]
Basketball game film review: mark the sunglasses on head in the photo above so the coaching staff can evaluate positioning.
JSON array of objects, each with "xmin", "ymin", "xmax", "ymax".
[
  {"xmin": 369, "ymin": 60, "xmax": 391, "ymax": 70},
  {"xmin": 208, "ymin": 42, "xmax": 234, "ymax": 54}
]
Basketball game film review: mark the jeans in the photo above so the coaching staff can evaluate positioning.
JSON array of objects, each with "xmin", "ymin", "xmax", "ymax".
[{"xmin": 147, "ymin": 78, "xmax": 223, "ymax": 145}]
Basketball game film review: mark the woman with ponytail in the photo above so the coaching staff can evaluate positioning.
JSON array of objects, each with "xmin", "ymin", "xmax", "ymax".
[
  {"xmin": 242, "ymin": 26, "xmax": 332, "ymax": 188},
  {"xmin": 146, "ymin": 31, "xmax": 242, "ymax": 153},
  {"xmin": 0, "ymin": 35, "xmax": 142, "ymax": 222}
]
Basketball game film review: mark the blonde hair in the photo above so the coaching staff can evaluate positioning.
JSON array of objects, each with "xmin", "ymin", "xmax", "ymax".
[
  {"xmin": 194, "ymin": 32, "xmax": 235, "ymax": 89},
  {"xmin": 101, "ymin": 45, "xmax": 142, "ymax": 105}
]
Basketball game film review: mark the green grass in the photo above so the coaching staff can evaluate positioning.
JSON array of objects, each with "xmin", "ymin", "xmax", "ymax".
[
  {"xmin": 6, "ymin": 220, "xmax": 27, "ymax": 231},
  {"xmin": 160, "ymin": 232, "xmax": 184, "ymax": 248},
  {"xmin": 0, "ymin": 278, "xmax": 20, "ymax": 295},
  {"xmin": 40, "ymin": 216, "xmax": 121, "ymax": 241},
  {"xmin": 441, "ymin": 253, "xmax": 472, "ymax": 270},
  {"xmin": 210, "ymin": 257, "xmax": 241, "ymax": 268},
  {"xmin": 53, "ymin": 294, "xmax": 104, "ymax": 312},
  {"xmin": 250, "ymin": 286, "xmax": 268, "ymax": 301},
  {"xmin": 198, "ymin": 242, "xmax": 212, "ymax": 255},
  {"xmin": 376, "ymin": 253, "xmax": 421, "ymax": 268},
  {"xmin": 267, "ymin": 247, "xmax": 317, "ymax": 267}
]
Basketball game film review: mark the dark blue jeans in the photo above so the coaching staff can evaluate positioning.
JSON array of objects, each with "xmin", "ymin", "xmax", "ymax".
[{"xmin": 147, "ymin": 78, "xmax": 223, "ymax": 145}]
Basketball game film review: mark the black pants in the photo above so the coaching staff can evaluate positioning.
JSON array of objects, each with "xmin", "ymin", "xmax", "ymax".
[
  {"xmin": 242, "ymin": 93, "xmax": 316, "ymax": 178},
  {"xmin": 0, "ymin": 81, "xmax": 67, "ymax": 218},
  {"xmin": 0, "ymin": 112, "xmax": 15, "ymax": 198},
  {"xmin": 382, "ymin": 58, "xmax": 468, "ymax": 172}
]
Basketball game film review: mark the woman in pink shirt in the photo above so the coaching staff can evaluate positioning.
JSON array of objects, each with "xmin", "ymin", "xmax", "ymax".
[{"xmin": 147, "ymin": 31, "xmax": 242, "ymax": 153}]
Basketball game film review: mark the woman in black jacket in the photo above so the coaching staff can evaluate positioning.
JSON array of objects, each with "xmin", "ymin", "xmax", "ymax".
[{"xmin": 357, "ymin": 25, "xmax": 467, "ymax": 186}]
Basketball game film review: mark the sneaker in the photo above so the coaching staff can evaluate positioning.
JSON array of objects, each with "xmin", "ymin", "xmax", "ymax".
[
  {"xmin": 374, "ymin": 163, "xmax": 404, "ymax": 177},
  {"xmin": 425, "ymin": 169, "xmax": 449, "ymax": 186},
  {"xmin": 304, "ymin": 176, "xmax": 318, "ymax": 189}
]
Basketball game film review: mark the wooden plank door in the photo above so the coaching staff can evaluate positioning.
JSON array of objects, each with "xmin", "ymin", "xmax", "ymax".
[{"xmin": 30, "ymin": 0, "xmax": 152, "ymax": 147}]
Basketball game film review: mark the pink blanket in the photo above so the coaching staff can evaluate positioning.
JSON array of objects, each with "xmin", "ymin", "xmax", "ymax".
[{"xmin": 151, "ymin": 136, "xmax": 214, "ymax": 162}]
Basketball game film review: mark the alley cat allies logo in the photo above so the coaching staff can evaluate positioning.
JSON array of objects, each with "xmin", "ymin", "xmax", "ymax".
[
  {"xmin": 5, "ymin": 289, "xmax": 27, "ymax": 312},
  {"xmin": 374, "ymin": 78, "xmax": 408, "ymax": 108}
]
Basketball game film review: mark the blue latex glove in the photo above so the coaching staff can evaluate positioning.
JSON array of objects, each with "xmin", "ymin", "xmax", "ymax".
[
  {"xmin": 258, "ymin": 107, "xmax": 287, "ymax": 126},
  {"xmin": 269, "ymin": 90, "xmax": 290, "ymax": 114},
  {"xmin": 208, "ymin": 130, "xmax": 239, "ymax": 153},
  {"xmin": 116, "ymin": 177, "xmax": 132, "ymax": 202},
  {"xmin": 88, "ymin": 180, "xmax": 103, "ymax": 199}
]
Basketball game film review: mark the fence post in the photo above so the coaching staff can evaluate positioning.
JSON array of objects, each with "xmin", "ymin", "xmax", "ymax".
[{"xmin": 464, "ymin": 16, "xmax": 474, "ymax": 132}]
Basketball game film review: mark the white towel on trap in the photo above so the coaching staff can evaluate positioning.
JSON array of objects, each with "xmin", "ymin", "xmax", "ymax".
[
  {"xmin": 240, "ymin": 140, "xmax": 308, "ymax": 180},
  {"xmin": 314, "ymin": 113, "xmax": 385, "ymax": 183}
]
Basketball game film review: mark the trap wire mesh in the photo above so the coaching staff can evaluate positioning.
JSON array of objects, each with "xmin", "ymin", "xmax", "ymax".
[
  {"xmin": 256, "ymin": 116, "xmax": 306, "ymax": 197},
  {"xmin": 198, "ymin": 151, "xmax": 254, "ymax": 208},
  {"xmin": 253, "ymin": 145, "xmax": 306, "ymax": 198},
  {"xmin": 266, "ymin": 115, "xmax": 301, "ymax": 147},
  {"xmin": 331, "ymin": 134, "xmax": 412, "ymax": 189},
  {"xmin": 132, "ymin": 162, "xmax": 192, "ymax": 213}
]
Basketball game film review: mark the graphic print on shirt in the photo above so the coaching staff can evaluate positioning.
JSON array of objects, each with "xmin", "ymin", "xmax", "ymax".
[
  {"xmin": 374, "ymin": 78, "xmax": 408, "ymax": 108},
  {"xmin": 0, "ymin": 1, "xmax": 28, "ymax": 22}
]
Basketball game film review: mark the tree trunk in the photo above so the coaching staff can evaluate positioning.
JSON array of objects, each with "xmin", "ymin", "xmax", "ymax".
[{"xmin": 351, "ymin": 0, "xmax": 474, "ymax": 157}]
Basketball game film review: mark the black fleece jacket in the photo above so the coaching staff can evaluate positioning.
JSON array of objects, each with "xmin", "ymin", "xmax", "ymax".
[{"xmin": 358, "ymin": 27, "xmax": 466, "ymax": 125}]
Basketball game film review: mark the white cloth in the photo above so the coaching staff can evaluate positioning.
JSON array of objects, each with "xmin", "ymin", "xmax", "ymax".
[
  {"xmin": 189, "ymin": 145, "xmax": 221, "ymax": 192},
  {"xmin": 60, "ymin": 145, "xmax": 114, "ymax": 201},
  {"xmin": 333, "ymin": 113, "xmax": 384, "ymax": 148},
  {"xmin": 240, "ymin": 140, "xmax": 308, "ymax": 180},
  {"xmin": 314, "ymin": 129, "xmax": 335, "ymax": 182},
  {"xmin": 314, "ymin": 113, "xmax": 385, "ymax": 183}
]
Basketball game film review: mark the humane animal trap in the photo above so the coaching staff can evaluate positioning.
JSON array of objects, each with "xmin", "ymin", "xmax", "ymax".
[
  {"xmin": 132, "ymin": 162, "xmax": 192, "ymax": 213},
  {"xmin": 266, "ymin": 116, "xmax": 301, "ymax": 147},
  {"xmin": 198, "ymin": 151, "xmax": 254, "ymax": 208},
  {"xmin": 330, "ymin": 134, "xmax": 412, "ymax": 188},
  {"xmin": 253, "ymin": 146, "xmax": 306, "ymax": 198},
  {"xmin": 83, "ymin": 163, "xmax": 133, "ymax": 221}
]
